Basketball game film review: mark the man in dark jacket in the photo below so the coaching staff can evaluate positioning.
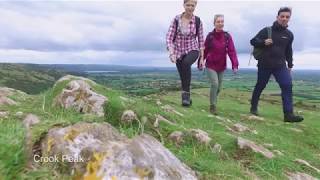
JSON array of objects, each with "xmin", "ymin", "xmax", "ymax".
[{"xmin": 250, "ymin": 7, "xmax": 304, "ymax": 122}]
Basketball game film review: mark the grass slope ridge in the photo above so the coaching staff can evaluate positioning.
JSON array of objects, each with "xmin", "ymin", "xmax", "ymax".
[{"xmin": 0, "ymin": 76, "xmax": 319, "ymax": 179}]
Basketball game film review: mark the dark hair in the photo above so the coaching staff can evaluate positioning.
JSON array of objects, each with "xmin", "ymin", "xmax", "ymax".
[{"xmin": 278, "ymin": 7, "xmax": 292, "ymax": 15}]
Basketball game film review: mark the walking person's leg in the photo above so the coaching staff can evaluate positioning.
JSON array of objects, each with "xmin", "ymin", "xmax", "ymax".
[
  {"xmin": 272, "ymin": 67, "xmax": 303, "ymax": 122},
  {"xmin": 207, "ymin": 68, "xmax": 223, "ymax": 114},
  {"xmin": 250, "ymin": 68, "xmax": 272, "ymax": 115},
  {"xmin": 207, "ymin": 68, "xmax": 219, "ymax": 114},
  {"xmin": 217, "ymin": 71, "xmax": 224, "ymax": 96},
  {"xmin": 179, "ymin": 50, "xmax": 199, "ymax": 106},
  {"xmin": 176, "ymin": 56, "xmax": 185, "ymax": 91}
]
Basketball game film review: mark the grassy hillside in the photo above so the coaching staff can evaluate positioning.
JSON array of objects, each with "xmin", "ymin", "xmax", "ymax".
[
  {"xmin": 0, "ymin": 76, "xmax": 319, "ymax": 179},
  {"xmin": 0, "ymin": 64, "xmax": 79, "ymax": 94}
]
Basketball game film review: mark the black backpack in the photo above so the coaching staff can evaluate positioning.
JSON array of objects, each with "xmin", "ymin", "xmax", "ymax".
[
  {"xmin": 173, "ymin": 16, "xmax": 201, "ymax": 42},
  {"xmin": 252, "ymin": 27, "xmax": 272, "ymax": 60}
]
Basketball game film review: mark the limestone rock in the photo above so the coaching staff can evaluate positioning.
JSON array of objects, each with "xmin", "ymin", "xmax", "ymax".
[
  {"xmin": 15, "ymin": 111, "xmax": 24, "ymax": 117},
  {"xmin": 211, "ymin": 143, "xmax": 222, "ymax": 153},
  {"xmin": 56, "ymin": 75, "xmax": 97, "ymax": 85},
  {"xmin": 273, "ymin": 150, "xmax": 284, "ymax": 156},
  {"xmin": 237, "ymin": 137, "xmax": 274, "ymax": 159},
  {"xmin": 153, "ymin": 114, "xmax": 176, "ymax": 128},
  {"xmin": 0, "ymin": 87, "xmax": 26, "ymax": 96},
  {"xmin": 248, "ymin": 115, "xmax": 264, "ymax": 121},
  {"xmin": 232, "ymin": 123, "xmax": 250, "ymax": 132},
  {"xmin": 0, "ymin": 96, "xmax": 17, "ymax": 106},
  {"xmin": 161, "ymin": 105, "xmax": 184, "ymax": 117},
  {"xmin": 23, "ymin": 114, "xmax": 40, "ymax": 128},
  {"xmin": 39, "ymin": 122, "xmax": 197, "ymax": 180},
  {"xmin": 121, "ymin": 110, "xmax": 137, "ymax": 124},
  {"xmin": 294, "ymin": 159, "xmax": 320, "ymax": 173},
  {"xmin": 0, "ymin": 111, "xmax": 9, "ymax": 118},
  {"xmin": 168, "ymin": 131, "xmax": 185, "ymax": 145},
  {"xmin": 289, "ymin": 128, "xmax": 303, "ymax": 133},
  {"xmin": 55, "ymin": 79, "xmax": 107, "ymax": 116},
  {"xmin": 286, "ymin": 172, "xmax": 318, "ymax": 180},
  {"xmin": 188, "ymin": 129, "xmax": 212, "ymax": 145},
  {"xmin": 156, "ymin": 99, "xmax": 162, "ymax": 106}
]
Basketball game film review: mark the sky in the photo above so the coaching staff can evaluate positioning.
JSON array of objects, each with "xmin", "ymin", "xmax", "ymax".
[{"xmin": 0, "ymin": 0, "xmax": 320, "ymax": 69}]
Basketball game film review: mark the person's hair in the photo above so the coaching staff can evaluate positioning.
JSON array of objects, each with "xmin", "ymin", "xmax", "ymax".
[
  {"xmin": 184, "ymin": 0, "xmax": 197, "ymax": 4},
  {"xmin": 278, "ymin": 7, "xmax": 292, "ymax": 15},
  {"xmin": 214, "ymin": 14, "xmax": 224, "ymax": 23}
]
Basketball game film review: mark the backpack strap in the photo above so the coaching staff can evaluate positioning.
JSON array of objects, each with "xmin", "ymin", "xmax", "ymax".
[
  {"xmin": 173, "ymin": 18, "xmax": 179, "ymax": 42},
  {"xmin": 195, "ymin": 16, "xmax": 200, "ymax": 37},
  {"xmin": 224, "ymin": 32, "xmax": 230, "ymax": 52},
  {"xmin": 173, "ymin": 16, "xmax": 201, "ymax": 42},
  {"xmin": 267, "ymin": 26, "xmax": 272, "ymax": 39}
]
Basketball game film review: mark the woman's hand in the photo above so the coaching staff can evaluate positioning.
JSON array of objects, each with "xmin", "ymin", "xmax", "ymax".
[
  {"xmin": 169, "ymin": 54, "xmax": 176, "ymax": 63},
  {"xmin": 232, "ymin": 68, "xmax": 238, "ymax": 74},
  {"xmin": 198, "ymin": 57, "xmax": 205, "ymax": 70}
]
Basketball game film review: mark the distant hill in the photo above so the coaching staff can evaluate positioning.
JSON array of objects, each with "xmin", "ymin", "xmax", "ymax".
[{"xmin": 0, "ymin": 63, "xmax": 68, "ymax": 94}]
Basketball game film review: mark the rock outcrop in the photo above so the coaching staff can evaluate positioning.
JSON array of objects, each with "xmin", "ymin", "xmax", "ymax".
[
  {"xmin": 39, "ymin": 122, "xmax": 197, "ymax": 180},
  {"xmin": 237, "ymin": 137, "xmax": 274, "ymax": 159},
  {"xmin": 54, "ymin": 78, "xmax": 107, "ymax": 117}
]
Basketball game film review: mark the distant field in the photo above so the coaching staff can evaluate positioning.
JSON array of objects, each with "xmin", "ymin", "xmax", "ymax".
[{"xmin": 1, "ymin": 64, "xmax": 319, "ymax": 108}]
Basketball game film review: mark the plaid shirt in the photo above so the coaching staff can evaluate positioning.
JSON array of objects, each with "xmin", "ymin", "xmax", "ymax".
[{"xmin": 166, "ymin": 14, "xmax": 205, "ymax": 60}]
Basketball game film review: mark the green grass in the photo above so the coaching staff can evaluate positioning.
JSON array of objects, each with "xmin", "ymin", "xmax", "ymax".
[{"xmin": 0, "ymin": 78, "xmax": 319, "ymax": 179}]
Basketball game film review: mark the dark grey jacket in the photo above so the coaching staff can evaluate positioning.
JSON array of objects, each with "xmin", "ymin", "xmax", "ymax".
[{"xmin": 251, "ymin": 21, "xmax": 294, "ymax": 68}]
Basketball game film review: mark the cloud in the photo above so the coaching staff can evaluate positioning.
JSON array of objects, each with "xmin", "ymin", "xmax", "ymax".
[{"xmin": 0, "ymin": 1, "xmax": 319, "ymax": 69}]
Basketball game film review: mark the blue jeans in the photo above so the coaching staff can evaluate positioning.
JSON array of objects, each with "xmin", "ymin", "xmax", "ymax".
[{"xmin": 251, "ymin": 66, "xmax": 293, "ymax": 114}]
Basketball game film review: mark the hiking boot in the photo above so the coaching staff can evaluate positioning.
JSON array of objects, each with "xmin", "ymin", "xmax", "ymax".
[
  {"xmin": 210, "ymin": 105, "xmax": 217, "ymax": 115},
  {"xmin": 250, "ymin": 107, "xmax": 259, "ymax": 116},
  {"xmin": 181, "ymin": 92, "xmax": 191, "ymax": 107},
  {"xmin": 284, "ymin": 113, "xmax": 304, "ymax": 123}
]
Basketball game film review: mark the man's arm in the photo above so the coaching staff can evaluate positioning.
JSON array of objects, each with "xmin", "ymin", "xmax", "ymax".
[
  {"xmin": 286, "ymin": 32, "xmax": 294, "ymax": 69},
  {"xmin": 250, "ymin": 28, "xmax": 267, "ymax": 48}
]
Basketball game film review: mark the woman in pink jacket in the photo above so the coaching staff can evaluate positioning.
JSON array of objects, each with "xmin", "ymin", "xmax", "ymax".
[{"xmin": 202, "ymin": 14, "xmax": 239, "ymax": 114}]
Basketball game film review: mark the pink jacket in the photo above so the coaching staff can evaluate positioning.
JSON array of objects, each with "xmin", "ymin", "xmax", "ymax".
[{"xmin": 204, "ymin": 29, "xmax": 239, "ymax": 72}]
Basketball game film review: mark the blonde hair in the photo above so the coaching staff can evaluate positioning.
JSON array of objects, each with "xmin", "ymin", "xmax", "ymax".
[
  {"xmin": 184, "ymin": 0, "xmax": 197, "ymax": 4},
  {"xmin": 214, "ymin": 14, "xmax": 224, "ymax": 23}
]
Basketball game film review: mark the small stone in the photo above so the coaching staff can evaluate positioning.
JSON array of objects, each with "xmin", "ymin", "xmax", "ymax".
[
  {"xmin": 189, "ymin": 129, "xmax": 211, "ymax": 145},
  {"xmin": 121, "ymin": 110, "xmax": 137, "ymax": 124},
  {"xmin": 273, "ymin": 150, "xmax": 284, "ymax": 156},
  {"xmin": 289, "ymin": 128, "xmax": 303, "ymax": 133},
  {"xmin": 248, "ymin": 115, "xmax": 264, "ymax": 121},
  {"xmin": 232, "ymin": 123, "xmax": 250, "ymax": 132},
  {"xmin": 161, "ymin": 105, "xmax": 184, "ymax": 117},
  {"xmin": 0, "ymin": 111, "xmax": 9, "ymax": 118},
  {"xmin": 294, "ymin": 159, "xmax": 320, "ymax": 173},
  {"xmin": 153, "ymin": 114, "xmax": 176, "ymax": 128},
  {"xmin": 15, "ymin": 111, "xmax": 23, "ymax": 117},
  {"xmin": 263, "ymin": 143, "xmax": 274, "ymax": 148},
  {"xmin": 156, "ymin": 99, "xmax": 162, "ymax": 106},
  {"xmin": 211, "ymin": 143, "xmax": 222, "ymax": 153},
  {"xmin": 0, "ymin": 96, "xmax": 17, "ymax": 106},
  {"xmin": 237, "ymin": 137, "xmax": 274, "ymax": 159},
  {"xmin": 23, "ymin": 114, "xmax": 40, "ymax": 128},
  {"xmin": 168, "ymin": 131, "xmax": 184, "ymax": 145},
  {"xmin": 286, "ymin": 172, "xmax": 318, "ymax": 180}
]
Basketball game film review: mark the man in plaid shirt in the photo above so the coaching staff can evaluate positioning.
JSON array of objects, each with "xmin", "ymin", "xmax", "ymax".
[{"xmin": 166, "ymin": 0, "xmax": 204, "ymax": 107}]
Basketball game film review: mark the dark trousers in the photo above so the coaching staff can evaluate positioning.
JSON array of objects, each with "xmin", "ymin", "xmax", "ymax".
[
  {"xmin": 176, "ymin": 50, "xmax": 199, "ymax": 92},
  {"xmin": 251, "ymin": 66, "xmax": 293, "ymax": 114}
]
